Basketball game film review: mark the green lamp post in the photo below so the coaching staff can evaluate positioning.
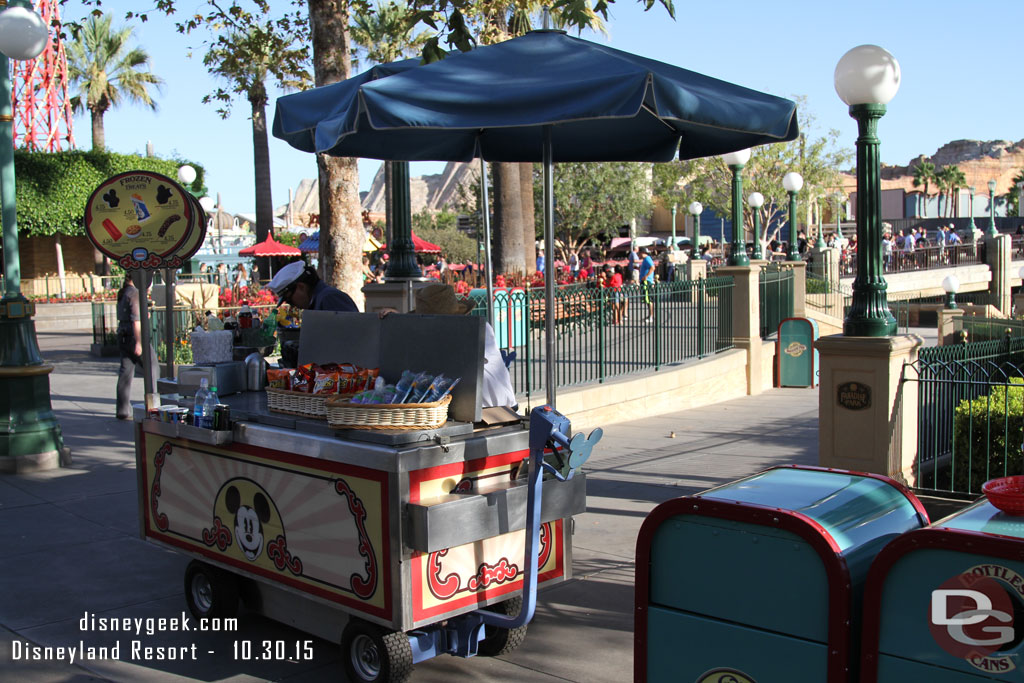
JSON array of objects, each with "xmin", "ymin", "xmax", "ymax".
[
  {"xmin": 783, "ymin": 171, "xmax": 803, "ymax": 261},
  {"xmin": 814, "ymin": 194, "xmax": 827, "ymax": 249},
  {"xmin": 721, "ymin": 148, "xmax": 751, "ymax": 266},
  {"xmin": 747, "ymin": 192, "xmax": 764, "ymax": 259},
  {"xmin": 987, "ymin": 179, "xmax": 998, "ymax": 238},
  {"xmin": 670, "ymin": 203, "xmax": 677, "ymax": 252},
  {"xmin": 834, "ymin": 44, "xmax": 900, "ymax": 337},
  {"xmin": 968, "ymin": 186, "xmax": 976, "ymax": 235},
  {"xmin": 942, "ymin": 275, "xmax": 959, "ymax": 310},
  {"xmin": 384, "ymin": 161, "xmax": 422, "ymax": 279},
  {"xmin": 688, "ymin": 201, "xmax": 702, "ymax": 251},
  {"xmin": 0, "ymin": 0, "xmax": 65, "ymax": 471}
]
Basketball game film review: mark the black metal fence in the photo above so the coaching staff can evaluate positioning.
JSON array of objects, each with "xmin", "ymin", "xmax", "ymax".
[
  {"xmin": 910, "ymin": 334, "xmax": 1024, "ymax": 494},
  {"xmin": 468, "ymin": 277, "xmax": 735, "ymax": 401},
  {"xmin": 759, "ymin": 263, "xmax": 794, "ymax": 338}
]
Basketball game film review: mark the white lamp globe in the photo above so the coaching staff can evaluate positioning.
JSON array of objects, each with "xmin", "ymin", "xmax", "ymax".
[
  {"xmin": 941, "ymin": 275, "xmax": 960, "ymax": 294},
  {"xmin": 199, "ymin": 196, "xmax": 215, "ymax": 212},
  {"xmin": 783, "ymin": 172, "xmax": 804, "ymax": 193},
  {"xmin": 177, "ymin": 165, "xmax": 197, "ymax": 185},
  {"xmin": 720, "ymin": 148, "xmax": 751, "ymax": 167},
  {"xmin": 834, "ymin": 45, "xmax": 901, "ymax": 106},
  {"xmin": 747, "ymin": 192, "xmax": 765, "ymax": 209},
  {"xmin": 988, "ymin": 179, "xmax": 998, "ymax": 194},
  {"xmin": 688, "ymin": 201, "xmax": 703, "ymax": 216},
  {"xmin": 0, "ymin": 7, "xmax": 49, "ymax": 60}
]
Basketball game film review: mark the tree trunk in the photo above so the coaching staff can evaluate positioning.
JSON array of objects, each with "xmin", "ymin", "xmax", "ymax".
[
  {"xmin": 492, "ymin": 162, "xmax": 525, "ymax": 275},
  {"xmin": 308, "ymin": 0, "xmax": 364, "ymax": 308},
  {"xmin": 519, "ymin": 162, "xmax": 536, "ymax": 275},
  {"xmin": 90, "ymin": 109, "xmax": 105, "ymax": 151},
  {"xmin": 251, "ymin": 91, "xmax": 273, "ymax": 280}
]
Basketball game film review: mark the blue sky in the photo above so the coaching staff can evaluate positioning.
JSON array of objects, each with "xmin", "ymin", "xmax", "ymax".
[{"xmin": 65, "ymin": 0, "xmax": 1024, "ymax": 213}]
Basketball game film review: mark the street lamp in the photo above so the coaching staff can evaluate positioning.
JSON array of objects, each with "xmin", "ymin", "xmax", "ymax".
[
  {"xmin": 968, "ymin": 186, "xmax": 976, "ymax": 235},
  {"xmin": 670, "ymin": 203, "xmax": 677, "ymax": 252},
  {"xmin": 834, "ymin": 44, "xmax": 900, "ymax": 336},
  {"xmin": 833, "ymin": 192, "xmax": 845, "ymax": 243},
  {"xmin": 0, "ymin": 1, "xmax": 63, "ymax": 471},
  {"xmin": 688, "ymin": 201, "xmax": 703, "ymax": 252},
  {"xmin": 177, "ymin": 164, "xmax": 197, "ymax": 187},
  {"xmin": 721, "ymin": 148, "xmax": 751, "ymax": 266},
  {"xmin": 747, "ymin": 192, "xmax": 764, "ymax": 259},
  {"xmin": 987, "ymin": 179, "xmax": 998, "ymax": 237},
  {"xmin": 783, "ymin": 172, "xmax": 803, "ymax": 261},
  {"xmin": 942, "ymin": 274, "xmax": 960, "ymax": 310}
]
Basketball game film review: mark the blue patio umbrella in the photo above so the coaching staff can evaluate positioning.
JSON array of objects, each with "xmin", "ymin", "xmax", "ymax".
[
  {"xmin": 273, "ymin": 29, "xmax": 799, "ymax": 407},
  {"xmin": 298, "ymin": 231, "xmax": 319, "ymax": 253}
]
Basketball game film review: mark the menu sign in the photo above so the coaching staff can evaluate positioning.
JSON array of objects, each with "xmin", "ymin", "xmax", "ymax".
[{"xmin": 84, "ymin": 171, "xmax": 205, "ymax": 269}]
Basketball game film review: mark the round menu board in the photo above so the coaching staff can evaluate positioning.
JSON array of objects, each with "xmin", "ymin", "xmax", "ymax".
[{"xmin": 84, "ymin": 171, "xmax": 204, "ymax": 269}]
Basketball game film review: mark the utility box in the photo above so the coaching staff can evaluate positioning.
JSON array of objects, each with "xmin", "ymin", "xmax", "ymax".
[
  {"xmin": 635, "ymin": 465, "xmax": 928, "ymax": 683},
  {"xmin": 861, "ymin": 498, "xmax": 1024, "ymax": 681},
  {"xmin": 776, "ymin": 317, "xmax": 820, "ymax": 387}
]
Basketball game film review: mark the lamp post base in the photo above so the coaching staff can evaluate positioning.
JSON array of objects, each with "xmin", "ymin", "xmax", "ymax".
[{"xmin": 0, "ymin": 310, "xmax": 66, "ymax": 471}]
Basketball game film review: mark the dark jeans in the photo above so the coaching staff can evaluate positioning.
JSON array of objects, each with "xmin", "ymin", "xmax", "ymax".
[{"xmin": 117, "ymin": 342, "xmax": 158, "ymax": 418}]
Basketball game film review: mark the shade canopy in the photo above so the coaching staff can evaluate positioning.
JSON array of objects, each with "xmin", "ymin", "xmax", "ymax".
[
  {"xmin": 273, "ymin": 30, "xmax": 799, "ymax": 163},
  {"xmin": 383, "ymin": 231, "xmax": 441, "ymax": 254},
  {"xmin": 238, "ymin": 233, "xmax": 302, "ymax": 257}
]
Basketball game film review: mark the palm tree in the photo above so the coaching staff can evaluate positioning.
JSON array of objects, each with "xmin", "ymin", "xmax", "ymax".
[
  {"xmin": 66, "ymin": 14, "xmax": 163, "ymax": 151},
  {"xmin": 203, "ymin": 24, "xmax": 309, "ymax": 259},
  {"xmin": 912, "ymin": 161, "xmax": 936, "ymax": 218},
  {"xmin": 934, "ymin": 166, "xmax": 952, "ymax": 218},
  {"xmin": 945, "ymin": 165, "xmax": 966, "ymax": 218}
]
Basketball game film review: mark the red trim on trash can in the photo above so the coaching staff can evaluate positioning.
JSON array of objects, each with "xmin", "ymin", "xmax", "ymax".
[
  {"xmin": 860, "ymin": 525, "xmax": 1024, "ymax": 683},
  {"xmin": 634, "ymin": 494, "xmax": 853, "ymax": 683}
]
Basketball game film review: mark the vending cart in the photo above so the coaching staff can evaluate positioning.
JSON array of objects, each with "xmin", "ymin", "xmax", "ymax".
[
  {"xmin": 133, "ymin": 310, "xmax": 600, "ymax": 682},
  {"xmin": 635, "ymin": 465, "xmax": 928, "ymax": 683}
]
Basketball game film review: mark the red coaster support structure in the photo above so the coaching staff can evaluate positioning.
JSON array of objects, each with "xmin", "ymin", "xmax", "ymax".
[{"xmin": 11, "ymin": 0, "xmax": 74, "ymax": 151}]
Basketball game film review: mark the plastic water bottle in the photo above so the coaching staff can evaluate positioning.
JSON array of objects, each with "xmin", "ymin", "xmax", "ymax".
[
  {"xmin": 193, "ymin": 378, "xmax": 212, "ymax": 428},
  {"xmin": 204, "ymin": 386, "xmax": 220, "ymax": 429}
]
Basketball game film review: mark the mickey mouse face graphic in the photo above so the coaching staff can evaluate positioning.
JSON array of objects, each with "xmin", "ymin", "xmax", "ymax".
[
  {"xmin": 156, "ymin": 185, "xmax": 173, "ymax": 205},
  {"xmin": 102, "ymin": 189, "xmax": 119, "ymax": 208},
  {"xmin": 225, "ymin": 484, "xmax": 270, "ymax": 561}
]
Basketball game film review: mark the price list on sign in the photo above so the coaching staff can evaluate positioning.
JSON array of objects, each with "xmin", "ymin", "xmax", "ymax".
[{"xmin": 84, "ymin": 171, "xmax": 206, "ymax": 270}]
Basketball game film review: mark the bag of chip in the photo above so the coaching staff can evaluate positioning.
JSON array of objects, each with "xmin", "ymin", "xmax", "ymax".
[
  {"xmin": 266, "ymin": 368, "xmax": 292, "ymax": 390},
  {"xmin": 336, "ymin": 363, "xmax": 362, "ymax": 395},
  {"xmin": 290, "ymin": 363, "xmax": 316, "ymax": 393},
  {"xmin": 313, "ymin": 370, "xmax": 340, "ymax": 394}
]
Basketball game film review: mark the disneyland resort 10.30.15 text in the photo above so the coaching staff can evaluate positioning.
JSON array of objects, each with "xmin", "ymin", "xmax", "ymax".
[{"xmin": 8, "ymin": 611, "xmax": 315, "ymax": 664}]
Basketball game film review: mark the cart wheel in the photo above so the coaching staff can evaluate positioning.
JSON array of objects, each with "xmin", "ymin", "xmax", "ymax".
[
  {"xmin": 477, "ymin": 596, "xmax": 528, "ymax": 657},
  {"xmin": 341, "ymin": 618, "xmax": 413, "ymax": 683},
  {"xmin": 184, "ymin": 560, "xmax": 239, "ymax": 620}
]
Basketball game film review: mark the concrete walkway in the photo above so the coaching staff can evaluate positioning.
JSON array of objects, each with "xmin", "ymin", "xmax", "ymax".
[{"xmin": 0, "ymin": 331, "xmax": 818, "ymax": 682}]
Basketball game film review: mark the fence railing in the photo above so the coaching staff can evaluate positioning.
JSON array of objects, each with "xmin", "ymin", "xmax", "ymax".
[
  {"xmin": 805, "ymin": 272, "xmax": 851, "ymax": 319},
  {"xmin": 910, "ymin": 334, "xmax": 1024, "ymax": 494},
  {"xmin": 759, "ymin": 263, "xmax": 794, "ymax": 338},
  {"xmin": 955, "ymin": 316, "xmax": 1024, "ymax": 342},
  {"xmin": 840, "ymin": 243, "xmax": 985, "ymax": 277},
  {"xmin": 467, "ymin": 277, "xmax": 734, "ymax": 400}
]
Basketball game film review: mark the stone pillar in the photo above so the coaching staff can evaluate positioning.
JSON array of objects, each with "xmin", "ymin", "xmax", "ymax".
[
  {"xmin": 936, "ymin": 308, "xmax": 965, "ymax": 346},
  {"xmin": 684, "ymin": 258, "xmax": 707, "ymax": 281},
  {"xmin": 789, "ymin": 261, "xmax": 807, "ymax": 318},
  {"xmin": 811, "ymin": 246, "xmax": 840, "ymax": 283},
  {"xmin": 717, "ymin": 264, "xmax": 762, "ymax": 395},
  {"xmin": 985, "ymin": 234, "xmax": 1011, "ymax": 316},
  {"xmin": 816, "ymin": 334, "xmax": 923, "ymax": 486}
]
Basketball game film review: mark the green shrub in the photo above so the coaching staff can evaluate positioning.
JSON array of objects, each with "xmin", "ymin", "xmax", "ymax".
[{"xmin": 952, "ymin": 377, "xmax": 1024, "ymax": 492}]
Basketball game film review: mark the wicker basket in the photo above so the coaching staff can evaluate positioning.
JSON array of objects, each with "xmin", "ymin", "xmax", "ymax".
[
  {"xmin": 326, "ymin": 395, "xmax": 452, "ymax": 431},
  {"xmin": 266, "ymin": 388, "xmax": 334, "ymax": 418}
]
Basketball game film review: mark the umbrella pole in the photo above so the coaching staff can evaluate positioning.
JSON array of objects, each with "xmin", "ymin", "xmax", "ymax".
[
  {"xmin": 543, "ymin": 126, "xmax": 556, "ymax": 409},
  {"xmin": 480, "ymin": 157, "xmax": 494, "ymax": 330},
  {"xmin": 163, "ymin": 266, "xmax": 174, "ymax": 381}
]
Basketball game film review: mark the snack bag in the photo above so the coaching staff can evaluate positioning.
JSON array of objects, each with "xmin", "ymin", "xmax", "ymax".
[
  {"xmin": 361, "ymin": 367, "xmax": 381, "ymax": 392},
  {"xmin": 336, "ymin": 363, "xmax": 362, "ymax": 395},
  {"xmin": 313, "ymin": 369, "xmax": 340, "ymax": 395},
  {"xmin": 395, "ymin": 370, "xmax": 418, "ymax": 403},
  {"xmin": 290, "ymin": 363, "xmax": 316, "ymax": 393},
  {"xmin": 377, "ymin": 385, "xmax": 400, "ymax": 404},
  {"xmin": 407, "ymin": 372, "xmax": 435, "ymax": 403},
  {"xmin": 421, "ymin": 375, "xmax": 456, "ymax": 403},
  {"xmin": 266, "ymin": 368, "xmax": 292, "ymax": 390}
]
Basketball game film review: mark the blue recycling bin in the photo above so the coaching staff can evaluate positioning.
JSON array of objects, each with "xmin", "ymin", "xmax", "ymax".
[
  {"xmin": 862, "ymin": 496, "xmax": 1024, "ymax": 681},
  {"xmin": 635, "ymin": 465, "xmax": 928, "ymax": 683},
  {"xmin": 469, "ymin": 287, "xmax": 526, "ymax": 350}
]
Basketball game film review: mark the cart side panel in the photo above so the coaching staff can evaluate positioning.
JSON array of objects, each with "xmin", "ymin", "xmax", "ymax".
[
  {"xmin": 406, "ymin": 448, "xmax": 568, "ymax": 627},
  {"xmin": 139, "ymin": 431, "xmax": 394, "ymax": 622}
]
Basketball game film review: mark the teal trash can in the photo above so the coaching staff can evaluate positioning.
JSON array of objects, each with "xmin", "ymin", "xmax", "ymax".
[
  {"xmin": 469, "ymin": 287, "xmax": 526, "ymax": 350},
  {"xmin": 862, "ymin": 495, "xmax": 1024, "ymax": 681},
  {"xmin": 635, "ymin": 465, "xmax": 928, "ymax": 683},
  {"xmin": 776, "ymin": 317, "xmax": 820, "ymax": 387}
]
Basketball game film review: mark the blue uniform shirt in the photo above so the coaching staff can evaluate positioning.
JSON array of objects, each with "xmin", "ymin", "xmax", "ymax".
[{"xmin": 310, "ymin": 280, "xmax": 358, "ymax": 312}]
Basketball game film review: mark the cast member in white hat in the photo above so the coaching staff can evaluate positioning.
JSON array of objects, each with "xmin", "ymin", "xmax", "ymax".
[{"xmin": 266, "ymin": 261, "xmax": 358, "ymax": 312}]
